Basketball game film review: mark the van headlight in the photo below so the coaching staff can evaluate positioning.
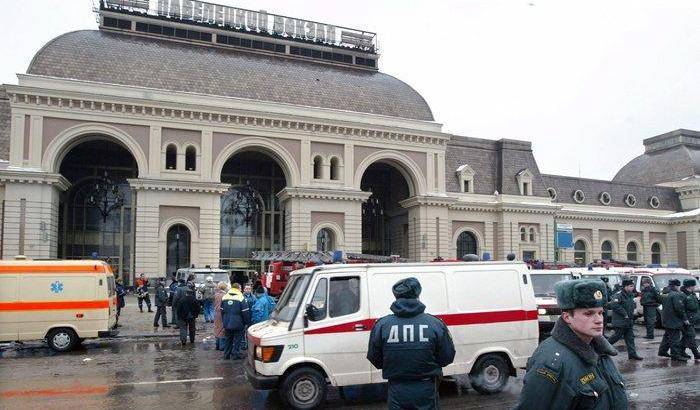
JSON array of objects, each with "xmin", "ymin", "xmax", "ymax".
[
  {"xmin": 538, "ymin": 308, "xmax": 547, "ymax": 315},
  {"xmin": 254, "ymin": 345, "xmax": 284, "ymax": 363}
]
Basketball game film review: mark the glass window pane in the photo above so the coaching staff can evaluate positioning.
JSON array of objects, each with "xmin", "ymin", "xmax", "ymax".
[
  {"xmin": 310, "ymin": 278, "xmax": 327, "ymax": 320},
  {"xmin": 329, "ymin": 277, "xmax": 360, "ymax": 318}
]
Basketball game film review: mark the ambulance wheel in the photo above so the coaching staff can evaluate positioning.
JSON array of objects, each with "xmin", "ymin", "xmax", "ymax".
[
  {"xmin": 469, "ymin": 354, "xmax": 509, "ymax": 394},
  {"xmin": 280, "ymin": 367, "xmax": 327, "ymax": 409},
  {"xmin": 47, "ymin": 328, "xmax": 78, "ymax": 352}
]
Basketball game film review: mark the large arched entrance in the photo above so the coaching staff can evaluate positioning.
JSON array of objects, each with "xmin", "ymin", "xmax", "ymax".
[
  {"xmin": 360, "ymin": 162, "xmax": 411, "ymax": 256},
  {"xmin": 166, "ymin": 224, "xmax": 191, "ymax": 275},
  {"xmin": 57, "ymin": 138, "xmax": 138, "ymax": 279},
  {"xmin": 219, "ymin": 150, "xmax": 287, "ymax": 267}
]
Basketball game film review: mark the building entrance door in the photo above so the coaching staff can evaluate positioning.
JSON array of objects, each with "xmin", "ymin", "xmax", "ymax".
[{"xmin": 166, "ymin": 224, "xmax": 191, "ymax": 276}]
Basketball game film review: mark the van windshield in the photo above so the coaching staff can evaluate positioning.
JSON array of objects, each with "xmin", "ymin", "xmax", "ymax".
[
  {"xmin": 653, "ymin": 274, "xmax": 689, "ymax": 290},
  {"xmin": 271, "ymin": 274, "xmax": 311, "ymax": 323},
  {"xmin": 531, "ymin": 274, "xmax": 573, "ymax": 297},
  {"xmin": 194, "ymin": 273, "xmax": 230, "ymax": 285}
]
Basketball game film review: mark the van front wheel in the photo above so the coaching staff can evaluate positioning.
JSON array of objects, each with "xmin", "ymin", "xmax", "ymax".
[
  {"xmin": 47, "ymin": 328, "xmax": 78, "ymax": 352},
  {"xmin": 469, "ymin": 354, "xmax": 510, "ymax": 394},
  {"xmin": 280, "ymin": 367, "xmax": 327, "ymax": 409}
]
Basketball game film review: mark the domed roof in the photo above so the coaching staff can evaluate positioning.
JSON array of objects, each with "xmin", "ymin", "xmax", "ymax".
[
  {"xmin": 27, "ymin": 30, "xmax": 434, "ymax": 121},
  {"xmin": 613, "ymin": 129, "xmax": 700, "ymax": 185}
]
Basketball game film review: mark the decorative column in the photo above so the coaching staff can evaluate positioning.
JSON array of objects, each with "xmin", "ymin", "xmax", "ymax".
[
  {"xmin": 591, "ymin": 228, "xmax": 600, "ymax": 261},
  {"xmin": 617, "ymin": 231, "xmax": 626, "ymax": 261},
  {"xmin": 400, "ymin": 196, "xmax": 455, "ymax": 261}
]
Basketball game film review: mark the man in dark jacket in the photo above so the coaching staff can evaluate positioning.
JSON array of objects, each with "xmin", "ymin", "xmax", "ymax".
[
  {"xmin": 153, "ymin": 278, "xmax": 170, "ymax": 328},
  {"xmin": 115, "ymin": 278, "xmax": 127, "ymax": 328},
  {"xmin": 367, "ymin": 277, "xmax": 455, "ymax": 410},
  {"xmin": 607, "ymin": 278, "xmax": 643, "ymax": 360},
  {"xmin": 640, "ymin": 279, "xmax": 661, "ymax": 339},
  {"xmin": 516, "ymin": 279, "xmax": 628, "ymax": 409},
  {"xmin": 168, "ymin": 275, "xmax": 180, "ymax": 326},
  {"xmin": 172, "ymin": 275, "xmax": 191, "ymax": 329},
  {"xmin": 658, "ymin": 279, "xmax": 688, "ymax": 361},
  {"xmin": 680, "ymin": 279, "xmax": 699, "ymax": 360},
  {"xmin": 176, "ymin": 281, "xmax": 200, "ymax": 346},
  {"xmin": 221, "ymin": 283, "xmax": 251, "ymax": 360}
]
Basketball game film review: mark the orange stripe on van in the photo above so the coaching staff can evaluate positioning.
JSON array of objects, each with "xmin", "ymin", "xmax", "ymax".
[
  {"xmin": 0, "ymin": 300, "xmax": 109, "ymax": 311},
  {"xmin": 0, "ymin": 264, "xmax": 106, "ymax": 274}
]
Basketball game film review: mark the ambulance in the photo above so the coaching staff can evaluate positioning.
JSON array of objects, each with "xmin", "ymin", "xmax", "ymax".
[
  {"xmin": 245, "ymin": 261, "xmax": 539, "ymax": 409},
  {"xmin": 0, "ymin": 259, "xmax": 118, "ymax": 351}
]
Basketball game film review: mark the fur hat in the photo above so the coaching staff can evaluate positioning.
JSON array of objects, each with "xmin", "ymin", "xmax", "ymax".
[
  {"xmin": 683, "ymin": 278, "xmax": 697, "ymax": 287},
  {"xmin": 555, "ymin": 279, "xmax": 608, "ymax": 310},
  {"xmin": 622, "ymin": 278, "xmax": 634, "ymax": 287},
  {"xmin": 392, "ymin": 277, "xmax": 422, "ymax": 299},
  {"xmin": 669, "ymin": 279, "xmax": 681, "ymax": 287}
]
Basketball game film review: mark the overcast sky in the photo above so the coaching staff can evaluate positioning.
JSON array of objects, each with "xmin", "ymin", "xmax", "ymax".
[{"xmin": 2, "ymin": 0, "xmax": 699, "ymax": 180}]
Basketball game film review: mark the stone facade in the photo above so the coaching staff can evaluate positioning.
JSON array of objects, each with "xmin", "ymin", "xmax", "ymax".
[{"xmin": 1, "ymin": 7, "xmax": 699, "ymax": 279}]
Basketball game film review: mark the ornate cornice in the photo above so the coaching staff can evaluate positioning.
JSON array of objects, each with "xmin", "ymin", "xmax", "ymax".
[
  {"xmin": 127, "ymin": 178, "xmax": 230, "ymax": 193},
  {"xmin": 277, "ymin": 187, "xmax": 372, "ymax": 202},
  {"xmin": 400, "ymin": 195, "xmax": 457, "ymax": 208},
  {"xmin": 6, "ymin": 87, "xmax": 449, "ymax": 148},
  {"xmin": 0, "ymin": 169, "xmax": 70, "ymax": 191}
]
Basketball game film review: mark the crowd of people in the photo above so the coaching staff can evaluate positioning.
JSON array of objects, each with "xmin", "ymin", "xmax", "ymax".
[
  {"xmin": 600, "ymin": 277, "xmax": 699, "ymax": 362},
  {"xmin": 111, "ymin": 273, "xmax": 277, "ymax": 354}
]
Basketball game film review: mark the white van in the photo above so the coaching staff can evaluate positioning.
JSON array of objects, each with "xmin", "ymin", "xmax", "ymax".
[
  {"xmin": 245, "ymin": 261, "xmax": 538, "ymax": 409},
  {"xmin": 0, "ymin": 260, "xmax": 118, "ymax": 351},
  {"xmin": 529, "ymin": 269, "xmax": 578, "ymax": 335}
]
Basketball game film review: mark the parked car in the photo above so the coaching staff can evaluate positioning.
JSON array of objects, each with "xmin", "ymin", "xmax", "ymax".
[
  {"xmin": 245, "ymin": 261, "xmax": 538, "ymax": 409},
  {"xmin": 529, "ymin": 269, "xmax": 578, "ymax": 337}
]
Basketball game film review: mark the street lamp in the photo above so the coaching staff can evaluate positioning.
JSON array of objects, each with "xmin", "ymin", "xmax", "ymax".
[{"xmin": 86, "ymin": 171, "xmax": 124, "ymax": 222}]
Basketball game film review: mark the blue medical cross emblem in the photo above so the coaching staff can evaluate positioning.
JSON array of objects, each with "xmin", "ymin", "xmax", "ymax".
[{"xmin": 50, "ymin": 281, "xmax": 64, "ymax": 294}]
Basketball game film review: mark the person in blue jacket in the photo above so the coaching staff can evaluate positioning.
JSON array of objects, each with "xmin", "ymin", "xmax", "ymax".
[
  {"xmin": 367, "ymin": 277, "xmax": 455, "ymax": 410},
  {"xmin": 115, "ymin": 278, "xmax": 126, "ymax": 328},
  {"xmin": 251, "ymin": 286, "xmax": 276, "ymax": 324}
]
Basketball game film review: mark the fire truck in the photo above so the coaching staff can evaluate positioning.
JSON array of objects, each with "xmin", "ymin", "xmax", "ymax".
[{"xmin": 250, "ymin": 251, "xmax": 404, "ymax": 297}]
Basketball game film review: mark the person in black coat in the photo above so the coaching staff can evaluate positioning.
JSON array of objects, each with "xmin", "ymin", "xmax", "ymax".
[
  {"xmin": 153, "ymin": 278, "xmax": 170, "ymax": 328},
  {"xmin": 367, "ymin": 277, "xmax": 455, "ymax": 410},
  {"xmin": 176, "ymin": 282, "xmax": 200, "ymax": 346},
  {"xmin": 115, "ymin": 278, "xmax": 127, "ymax": 328}
]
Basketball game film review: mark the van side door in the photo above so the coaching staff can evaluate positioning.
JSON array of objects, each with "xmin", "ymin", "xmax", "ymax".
[{"xmin": 303, "ymin": 272, "xmax": 370, "ymax": 386}]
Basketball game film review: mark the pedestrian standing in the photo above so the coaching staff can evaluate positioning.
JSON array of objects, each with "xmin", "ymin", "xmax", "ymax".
[
  {"xmin": 367, "ymin": 278, "xmax": 455, "ymax": 410},
  {"xmin": 607, "ymin": 278, "xmax": 643, "ymax": 360},
  {"xmin": 600, "ymin": 276, "xmax": 612, "ymax": 331},
  {"xmin": 221, "ymin": 283, "xmax": 251, "ymax": 360},
  {"xmin": 640, "ymin": 279, "xmax": 661, "ymax": 339},
  {"xmin": 241, "ymin": 284, "xmax": 257, "ymax": 350},
  {"xmin": 176, "ymin": 281, "xmax": 200, "ymax": 346},
  {"xmin": 658, "ymin": 279, "xmax": 689, "ymax": 362},
  {"xmin": 213, "ymin": 281, "xmax": 229, "ymax": 351},
  {"xmin": 115, "ymin": 278, "xmax": 126, "ymax": 328},
  {"xmin": 136, "ymin": 273, "xmax": 152, "ymax": 313},
  {"xmin": 680, "ymin": 278, "xmax": 700, "ymax": 361},
  {"xmin": 200, "ymin": 276, "xmax": 217, "ymax": 323},
  {"xmin": 171, "ymin": 276, "xmax": 189, "ymax": 329},
  {"xmin": 168, "ymin": 275, "xmax": 179, "ymax": 326},
  {"xmin": 153, "ymin": 277, "xmax": 170, "ymax": 328},
  {"xmin": 516, "ymin": 279, "xmax": 628, "ymax": 409},
  {"xmin": 251, "ymin": 286, "xmax": 276, "ymax": 324}
]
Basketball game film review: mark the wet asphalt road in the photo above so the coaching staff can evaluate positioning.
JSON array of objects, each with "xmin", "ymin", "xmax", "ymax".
[{"xmin": 1, "ymin": 327, "xmax": 699, "ymax": 409}]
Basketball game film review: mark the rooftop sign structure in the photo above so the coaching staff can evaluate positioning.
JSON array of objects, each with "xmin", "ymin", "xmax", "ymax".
[{"xmin": 101, "ymin": 0, "xmax": 377, "ymax": 53}]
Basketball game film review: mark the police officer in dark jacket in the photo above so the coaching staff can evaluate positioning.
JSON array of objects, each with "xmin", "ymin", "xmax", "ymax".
[
  {"xmin": 640, "ymin": 279, "xmax": 661, "ymax": 339},
  {"xmin": 115, "ymin": 278, "xmax": 126, "ymax": 328},
  {"xmin": 599, "ymin": 277, "xmax": 612, "ymax": 331},
  {"xmin": 680, "ymin": 279, "xmax": 699, "ymax": 360},
  {"xmin": 516, "ymin": 279, "xmax": 628, "ymax": 409},
  {"xmin": 658, "ymin": 279, "xmax": 688, "ymax": 361},
  {"xmin": 171, "ymin": 276, "xmax": 190, "ymax": 329},
  {"xmin": 176, "ymin": 281, "xmax": 200, "ymax": 346},
  {"xmin": 153, "ymin": 278, "xmax": 170, "ymax": 328},
  {"xmin": 367, "ymin": 278, "xmax": 455, "ymax": 410},
  {"xmin": 607, "ymin": 278, "xmax": 643, "ymax": 360}
]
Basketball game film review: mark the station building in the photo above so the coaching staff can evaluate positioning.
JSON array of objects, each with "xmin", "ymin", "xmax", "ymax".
[{"xmin": 0, "ymin": 1, "xmax": 698, "ymax": 282}]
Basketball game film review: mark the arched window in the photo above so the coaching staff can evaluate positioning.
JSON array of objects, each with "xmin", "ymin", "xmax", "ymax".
[
  {"xmin": 316, "ymin": 228, "xmax": 334, "ymax": 252},
  {"xmin": 520, "ymin": 227, "xmax": 527, "ymax": 242},
  {"xmin": 651, "ymin": 242, "xmax": 661, "ymax": 265},
  {"xmin": 166, "ymin": 224, "xmax": 191, "ymax": 276},
  {"xmin": 165, "ymin": 144, "xmax": 177, "ymax": 170},
  {"xmin": 529, "ymin": 227, "xmax": 536, "ymax": 242},
  {"xmin": 456, "ymin": 231, "xmax": 478, "ymax": 259},
  {"xmin": 185, "ymin": 145, "xmax": 196, "ymax": 171},
  {"xmin": 626, "ymin": 242, "xmax": 638, "ymax": 262},
  {"xmin": 330, "ymin": 157, "xmax": 340, "ymax": 180},
  {"xmin": 313, "ymin": 156, "xmax": 323, "ymax": 179},
  {"xmin": 574, "ymin": 239, "xmax": 587, "ymax": 266},
  {"xmin": 601, "ymin": 240, "xmax": 613, "ymax": 260}
]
